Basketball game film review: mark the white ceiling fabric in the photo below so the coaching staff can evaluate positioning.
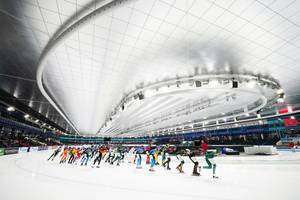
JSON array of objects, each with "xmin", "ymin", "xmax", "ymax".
[{"xmin": 20, "ymin": 0, "xmax": 300, "ymax": 135}]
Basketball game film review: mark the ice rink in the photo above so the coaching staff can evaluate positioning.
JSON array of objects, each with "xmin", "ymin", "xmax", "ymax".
[{"xmin": 0, "ymin": 150, "xmax": 299, "ymax": 200}]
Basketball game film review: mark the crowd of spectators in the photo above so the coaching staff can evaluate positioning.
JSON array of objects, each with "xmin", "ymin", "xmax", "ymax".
[
  {"xmin": 206, "ymin": 134, "xmax": 281, "ymax": 146},
  {"xmin": 0, "ymin": 130, "xmax": 60, "ymax": 148}
]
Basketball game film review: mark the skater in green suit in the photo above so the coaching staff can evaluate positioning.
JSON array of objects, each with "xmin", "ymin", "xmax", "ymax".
[{"xmin": 201, "ymin": 150, "xmax": 218, "ymax": 178}]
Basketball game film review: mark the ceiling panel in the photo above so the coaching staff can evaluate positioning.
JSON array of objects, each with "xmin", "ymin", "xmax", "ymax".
[{"xmin": 1, "ymin": 0, "xmax": 300, "ymax": 135}]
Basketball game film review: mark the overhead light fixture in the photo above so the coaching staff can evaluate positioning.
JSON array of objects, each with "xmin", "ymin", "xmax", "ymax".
[
  {"xmin": 276, "ymin": 88, "xmax": 284, "ymax": 94},
  {"xmin": 35, "ymin": 119, "xmax": 39, "ymax": 123},
  {"xmin": 24, "ymin": 114, "xmax": 30, "ymax": 119},
  {"xmin": 290, "ymin": 116, "xmax": 295, "ymax": 119},
  {"xmin": 7, "ymin": 106, "xmax": 15, "ymax": 112}
]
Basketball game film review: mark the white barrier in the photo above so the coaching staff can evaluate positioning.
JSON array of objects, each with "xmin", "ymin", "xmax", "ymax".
[
  {"xmin": 30, "ymin": 147, "xmax": 39, "ymax": 152},
  {"xmin": 244, "ymin": 145, "xmax": 278, "ymax": 155},
  {"xmin": 18, "ymin": 147, "xmax": 29, "ymax": 153}
]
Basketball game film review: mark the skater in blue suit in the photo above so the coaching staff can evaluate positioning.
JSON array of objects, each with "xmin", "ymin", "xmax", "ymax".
[
  {"xmin": 149, "ymin": 148, "xmax": 157, "ymax": 172},
  {"xmin": 136, "ymin": 147, "xmax": 144, "ymax": 169}
]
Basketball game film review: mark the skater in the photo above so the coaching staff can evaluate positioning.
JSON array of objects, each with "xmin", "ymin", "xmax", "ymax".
[
  {"xmin": 161, "ymin": 146, "xmax": 167, "ymax": 165},
  {"xmin": 202, "ymin": 150, "xmax": 218, "ymax": 178},
  {"xmin": 47, "ymin": 146, "xmax": 61, "ymax": 161},
  {"xmin": 73, "ymin": 147, "xmax": 82, "ymax": 165},
  {"xmin": 127, "ymin": 147, "xmax": 136, "ymax": 163},
  {"xmin": 154, "ymin": 147, "xmax": 160, "ymax": 165},
  {"xmin": 145, "ymin": 145, "xmax": 151, "ymax": 164},
  {"xmin": 92, "ymin": 147, "xmax": 103, "ymax": 168},
  {"xmin": 149, "ymin": 148, "xmax": 157, "ymax": 172},
  {"xmin": 81, "ymin": 147, "xmax": 91, "ymax": 166},
  {"xmin": 105, "ymin": 148, "xmax": 114, "ymax": 164},
  {"xmin": 200, "ymin": 140, "xmax": 209, "ymax": 155},
  {"xmin": 135, "ymin": 147, "xmax": 144, "ymax": 169},
  {"xmin": 186, "ymin": 149, "xmax": 200, "ymax": 176},
  {"xmin": 68, "ymin": 147, "xmax": 77, "ymax": 164},
  {"xmin": 59, "ymin": 147, "xmax": 69, "ymax": 164},
  {"xmin": 146, "ymin": 151, "xmax": 150, "ymax": 164},
  {"xmin": 162, "ymin": 153, "xmax": 171, "ymax": 170},
  {"xmin": 91, "ymin": 146, "xmax": 98, "ymax": 159},
  {"xmin": 176, "ymin": 150, "xmax": 185, "ymax": 173},
  {"xmin": 111, "ymin": 147, "xmax": 122, "ymax": 166}
]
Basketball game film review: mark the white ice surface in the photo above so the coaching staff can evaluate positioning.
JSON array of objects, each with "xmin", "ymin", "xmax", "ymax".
[{"xmin": 0, "ymin": 150, "xmax": 299, "ymax": 200}]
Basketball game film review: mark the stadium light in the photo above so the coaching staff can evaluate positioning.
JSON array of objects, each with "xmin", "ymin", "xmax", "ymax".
[
  {"xmin": 7, "ymin": 106, "xmax": 15, "ymax": 112},
  {"xmin": 276, "ymin": 88, "xmax": 284, "ymax": 94}
]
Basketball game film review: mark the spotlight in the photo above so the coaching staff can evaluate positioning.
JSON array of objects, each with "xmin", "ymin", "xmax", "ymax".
[
  {"xmin": 257, "ymin": 114, "xmax": 261, "ymax": 118},
  {"xmin": 24, "ymin": 114, "xmax": 30, "ymax": 119},
  {"xmin": 7, "ymin": 106, "xmax": 15, "ymax": 112}
]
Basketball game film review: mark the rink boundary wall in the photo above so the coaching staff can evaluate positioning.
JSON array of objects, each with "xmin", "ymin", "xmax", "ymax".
[{"xmin": 0, "ymin": 145, "xmax": 58, "ymax": 156}]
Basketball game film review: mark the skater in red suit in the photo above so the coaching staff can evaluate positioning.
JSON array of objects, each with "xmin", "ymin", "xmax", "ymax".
[{"xmin": 201, "ymin": 140, "xmax": 209, "ymax": 155}]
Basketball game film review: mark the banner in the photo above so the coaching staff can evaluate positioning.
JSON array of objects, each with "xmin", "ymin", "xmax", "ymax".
[
  {"xmin": 0, "ymin": 148, "xmax": 5, "ymax": 156},
  {"xmin": 5, "ymin": 147, "xmax": 19, "ymax": 155},
  {"xmin": 284, "ymin": 118, "xmax": 299, "ymax": 127},
  {"xmin": 38, "ymin": 146, "xmax": 48, "ymax": 151},
  {"xmin": 30, "ymin": 147, "xmax": 39, "ymax": 152},
  {"xmin": 18, "ymin": 147, "xmax": 29, "ymax": 153}
]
